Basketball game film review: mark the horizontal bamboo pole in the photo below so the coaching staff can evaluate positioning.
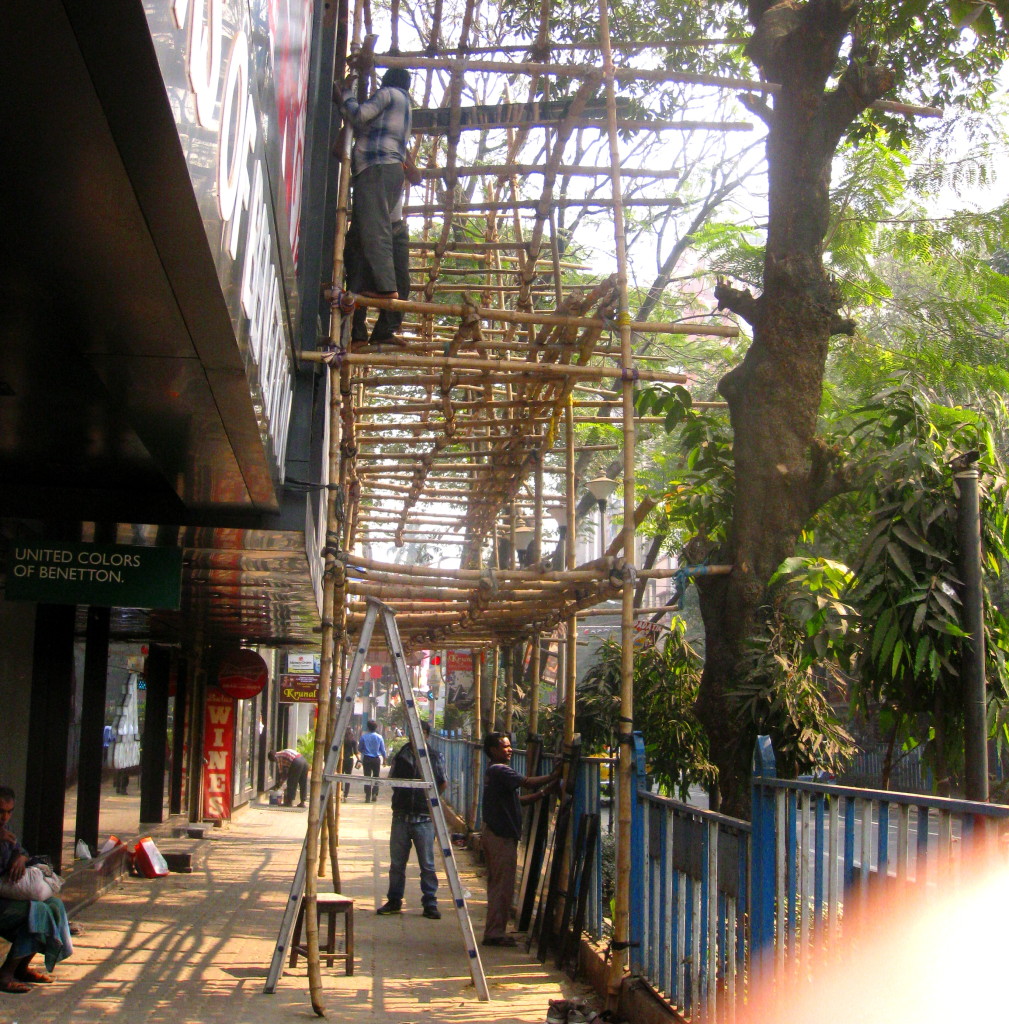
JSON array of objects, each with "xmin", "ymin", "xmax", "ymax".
[
  {"xmin": 344, "ymin": 295, "xmax": 738, "ymax": 337},
  {"xmin": 306, "ymin": 350, "xmax": 688, "ymax": 384},
  {"xmin": 391, "ymin": 40, "xmax": 744, "ymax": 58},
  {"xmin": 418, "ymin": 163, "xmax": 687, "ymax": 180},
  {"xmin": 383, "ymin": 55, "xmax": 942, "ymax": 118},
  {"xmin": 404, "ymin": 197, "xmax": 684, "ymax": 214},
  {"xmin": 415, "ymin": 116, "xmax": 753, "ymax": 134},
  {"xmin": 340, "ymin": 551, "xmax": 623, "ymax": 582}
]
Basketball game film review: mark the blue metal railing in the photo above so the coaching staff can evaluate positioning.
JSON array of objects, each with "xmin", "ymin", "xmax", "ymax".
[
  {"xmin": 751, "ymin": 737, "xmax": 1009, "ymax": 984},
  {"xmin": 629, "ymin": 734, "xmax": 750, "ymax": 1020},
  {"xmin": 432, "ymin": 730, "xmax": 1009, "ymax": 1022}
]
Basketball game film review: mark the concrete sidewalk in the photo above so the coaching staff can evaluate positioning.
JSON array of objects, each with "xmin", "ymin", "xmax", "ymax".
[{"xmin": 1, "ymin": 793, "xmax": 592, "ymax": 1024}]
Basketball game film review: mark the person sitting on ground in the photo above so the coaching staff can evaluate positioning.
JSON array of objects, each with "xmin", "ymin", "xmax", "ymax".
[
  {"xmin": 267, "ymin": 749, "xmax": 309, "ymax": 808},
  {"xmin": 338, "ymin": 65, "xmax": 413, "ymax": 344},
  {"xmin": 0, "ymin": 786, "xmax": 73, "ymax": 994},
  {"xmin": 480, "ymin": 733, "xmax": 562, "ymax": 947},
  {"xmin": 377, "ymin": 720, "xmax": 447, "ymax": 919}
]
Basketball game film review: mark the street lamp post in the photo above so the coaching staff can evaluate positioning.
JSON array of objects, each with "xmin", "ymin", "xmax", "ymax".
[
  {"xmin": 548, "ymin": 502, "xmax": 569, "ymax": 568},
  {"xmin": 587, "ymin": 476, "xmax": 618, "ymax": 559},
  {"xmin": 513, "ymin": 522, "xmax": 536, "ymax": 567}
]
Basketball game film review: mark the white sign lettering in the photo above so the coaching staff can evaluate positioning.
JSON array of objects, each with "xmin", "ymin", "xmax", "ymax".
[{"xmin": 173, "ymin": 0, "xmax": 294, "ymax": 478}]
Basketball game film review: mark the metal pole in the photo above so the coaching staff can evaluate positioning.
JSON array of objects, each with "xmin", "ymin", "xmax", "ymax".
[{"xmin": 956, "ymin": 466, "xmax": 988, "ymax": 801}]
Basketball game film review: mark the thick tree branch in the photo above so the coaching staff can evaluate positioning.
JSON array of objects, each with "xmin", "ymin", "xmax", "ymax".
[
  {"xmin": 830, "ymin": 314, "xmax": 856, "ymax": 336},
  {"xmin": 714, "ymin": 278, "xmax": 760, "ymax": 327},
  {"xmin": 807, "ymin": 437, "xmax": 860, "ymax": 513},
  {"xmin": 739, "ymin": 91, "xmax": 773, "ymax": 128},
  {"xmin": 819, "ymin": 57, "xmax": 895, "ymax": 155}
]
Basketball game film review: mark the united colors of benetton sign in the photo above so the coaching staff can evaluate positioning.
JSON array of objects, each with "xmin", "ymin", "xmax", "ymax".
[{"xmin": 6, "ymin": 543, "xmax": 182, "ymax": 609}]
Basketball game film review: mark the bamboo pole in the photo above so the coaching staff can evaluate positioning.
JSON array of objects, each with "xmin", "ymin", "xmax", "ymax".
[
  {"xmin": 417, "ymin": 162, "xmax": 690, "ymax": 180},
  {"xmin": 404, "ymin": 196, "xmax": 683, "ymax": 214},
  {"xmin": 315, "ymin": 295, "xmax": 738, "ymax": 336},
  {"xmin": 309, "ymin": 349, "xmax": 691, "ymax": 384},
  {"xmin": 380, "ymin": 54, "xmax": 943, "ymax": 118},
  {"xmin": 563, "ymin": 399, "xmax": 578, "ymax": 749},
  {"xmin": 599, "ymin": 0, "xmax": 636, "ymax": 1006},
  {"xmin": 415, "ymin": 116, "xmax": 753, "ymax": 134}
]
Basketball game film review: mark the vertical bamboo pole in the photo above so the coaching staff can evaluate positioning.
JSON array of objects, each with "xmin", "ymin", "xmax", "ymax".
[
  {"xmin": 563, "ymin": 399, "xmax": 578, "ymax": 749},
  {"xmin": 470, "ymin": 651, "xmax": 483, "ymax": 829},
  {"xmin": 302, "ymin": 0, "xmax": 361, "ymax": 1009},
  {"xmin": 503, "ymin": 644, "xmax": 514, "ymax": 734},
  {"xmin": 598, "ymin": 0, "xmax": 637, "ymax": 1006},
  {"xmin": 528, "ymin": 450, "xmax": 544, "ymax": 736}
]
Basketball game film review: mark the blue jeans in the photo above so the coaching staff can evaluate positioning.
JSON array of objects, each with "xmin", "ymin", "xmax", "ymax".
[{"xmin": 387, "ymin": 813, "xmax": 438, "ymax": 909}]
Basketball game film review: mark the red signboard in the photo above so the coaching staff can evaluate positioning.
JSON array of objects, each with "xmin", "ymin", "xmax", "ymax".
[
  {"xmin": 446, "ymin": 650, "xmax": 473, "ymax": 673},
  {"xmin": 202, "ymin": 689, "xmax": 235, "ymax": 820},
  {"xmin": 278, "ymin": 673, "xmax": 319, "ymax": 704},
  {"xmin": 217, "ymin": 648, "xmax": 268, "ymax": 699}
]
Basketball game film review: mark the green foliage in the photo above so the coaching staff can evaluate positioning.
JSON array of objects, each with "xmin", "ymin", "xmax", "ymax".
[
  {"xmin": 729, "ymin": 558, "xmax": 858, "ymax": 779},
  {"xmin": 845, "ymin": 384, "xmax": 1009, "ymax": 786},
  {"xmin": 577, "ymin": 625, "xmax": 715, "ymax": 799},
  {"xmin": 296, "ymin": 729, "xmax": 316, "ymax": 762},
  {"xmin": 634, "ymin": 384, "xmax": 734, "ymax": 553}
]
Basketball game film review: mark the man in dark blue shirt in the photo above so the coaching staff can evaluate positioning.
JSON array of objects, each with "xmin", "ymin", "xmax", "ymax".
[{"xmin": 480, "ymin": 733, "xmax": 561, "ymax": 946}]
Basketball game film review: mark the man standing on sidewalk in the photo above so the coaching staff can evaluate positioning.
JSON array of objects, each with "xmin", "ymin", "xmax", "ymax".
[
  {"xmin": 377, "ymin": 721, "xmax": 447, "ymax": 919},
  {"xmin": 480, "ymin": 733, "xmax": 561, "ymax": 946},
  {"xmin": 267, "ymin": 749, "xmax": 309, "ymax": 808},
  {"xmin": 357, "ymin": 721, "xmax": 386, "ymax": 802}
]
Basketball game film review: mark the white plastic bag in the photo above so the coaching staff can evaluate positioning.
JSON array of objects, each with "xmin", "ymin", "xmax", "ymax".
[{"xmin": 0, "ymin": 863, "xmax": 64, "ymax": 901}]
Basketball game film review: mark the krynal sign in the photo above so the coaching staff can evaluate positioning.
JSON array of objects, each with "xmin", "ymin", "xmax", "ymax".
[{"xmin": 6, "ymin": 543, "xmax": 183, "ymax": 609}]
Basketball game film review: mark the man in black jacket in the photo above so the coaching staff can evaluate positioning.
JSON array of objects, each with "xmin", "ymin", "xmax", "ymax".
[{"xmin": 376, "ymin": 721, "xmax": 447, "ymax": 919}]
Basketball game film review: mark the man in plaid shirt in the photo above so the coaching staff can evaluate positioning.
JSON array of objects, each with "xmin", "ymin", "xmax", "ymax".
[
  {"xmin": 339, "ymin": 66, "xmax": 413, "ymax": 343},
  {"xmin": 268, "ymin": 748, "xmax": 309, "ymax": 807}
]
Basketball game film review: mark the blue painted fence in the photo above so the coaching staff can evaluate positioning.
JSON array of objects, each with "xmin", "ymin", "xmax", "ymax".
[{"xmin": 433, "ymin": 731, "xmax": 1009, "ymax": 1021}]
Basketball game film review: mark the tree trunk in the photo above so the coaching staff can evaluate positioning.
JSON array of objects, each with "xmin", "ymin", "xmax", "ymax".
[{"xmin": 696, "ymin": 1, "xmax": 892, "ymax": 816}]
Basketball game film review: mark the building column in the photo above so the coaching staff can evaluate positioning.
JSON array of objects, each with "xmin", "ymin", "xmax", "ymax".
[
  {"xmin": 22, "ymin": 603, "xmax": 76, "ymax": 873},
  {"xmin": 169, "ymin": 655, "xmax": 188, "ymax": 816},
  {"xmin": 75, "ymin": 605, "xmax": 111, "ymax": 855},
  {"xmin": 140, "ymin": 645, "xmax": 170, "ymax": 824}
]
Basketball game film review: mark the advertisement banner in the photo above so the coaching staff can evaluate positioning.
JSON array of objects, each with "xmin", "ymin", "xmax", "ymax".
[
  {"xmin": 278, "ymin": 673, "xmax": 319, "ymax": 703},
  {"xmin": 203, "ymin": 689, "xmax": 235, "ymax": 820}
]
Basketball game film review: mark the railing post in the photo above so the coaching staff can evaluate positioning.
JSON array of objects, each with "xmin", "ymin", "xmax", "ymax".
[
  {"xmin": 751, "ymin": 735, "xmax": 777, "ymax": 978},
  {"xmin": 628, "ymin": 731, "xmax": 647, "ymax": 971}
]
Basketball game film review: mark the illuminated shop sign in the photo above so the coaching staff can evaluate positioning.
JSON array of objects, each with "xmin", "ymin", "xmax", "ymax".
[{"xmin": 150, "ymin": 0, "xmax": 310, "ymax": 479}]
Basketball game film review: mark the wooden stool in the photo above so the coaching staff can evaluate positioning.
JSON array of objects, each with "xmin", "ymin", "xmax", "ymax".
[{"xmin": 289, "ymin": 892, "xmax": 355, "ymax": 975}]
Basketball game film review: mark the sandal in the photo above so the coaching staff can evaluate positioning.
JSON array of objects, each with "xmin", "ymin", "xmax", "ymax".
[
  {"xmin": 14, "ymin": 966, "xmax": 52, "ymax": 984},
  {"xmin": 0, "ymin": 979, "xmax": 32, "ymax": 994}
]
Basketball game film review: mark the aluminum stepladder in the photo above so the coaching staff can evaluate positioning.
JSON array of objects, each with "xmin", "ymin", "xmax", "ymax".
[{"xmin": 265, "ymin": 598, "xmax": 489, "ymax": 1000}]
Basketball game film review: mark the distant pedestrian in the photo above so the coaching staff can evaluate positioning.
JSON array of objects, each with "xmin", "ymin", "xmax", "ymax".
[
  {"xmin": 377, "ymin": 721, "xmax": 446, "ymax": 918},
  {"xmin": 342, "ymin": 727, "xmax": 358, "ymax": 801},
  {"xmin": 268, "ymin": 749, "xmax": 309, "ymax": 808},
  {"xmin": 357, "ymin": 721, "xmax": 386, "ymax": 802}
]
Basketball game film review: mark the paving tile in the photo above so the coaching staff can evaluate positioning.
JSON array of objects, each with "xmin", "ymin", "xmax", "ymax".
[{"xmin": 0, "ymin": 796, "xmax": 592, "ymax": 1024}]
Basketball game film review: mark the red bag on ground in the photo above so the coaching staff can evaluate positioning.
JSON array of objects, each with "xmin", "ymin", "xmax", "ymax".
[{"xmin": 133, "ymin": 836, "xmax": 169, "ymax": 878}]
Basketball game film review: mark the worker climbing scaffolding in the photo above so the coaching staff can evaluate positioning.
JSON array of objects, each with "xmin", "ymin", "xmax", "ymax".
[{"xmin": 338, "ymin": 64, "xmax": 413, "ymax": 344}]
